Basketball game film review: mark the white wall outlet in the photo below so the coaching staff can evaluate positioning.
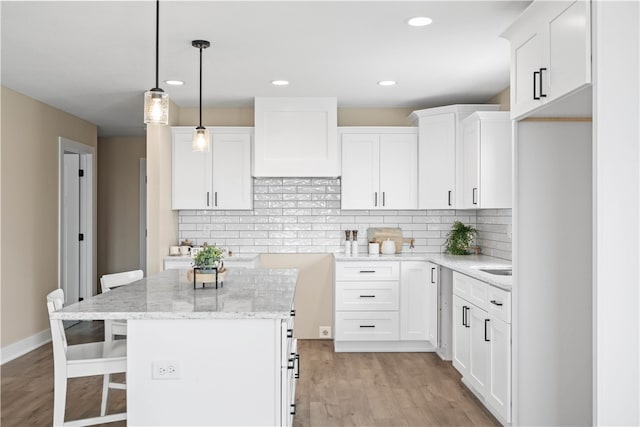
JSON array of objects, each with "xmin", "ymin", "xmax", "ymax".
[
  {"xmin": 319, "ymin": 326, "xmax": 331, "ymax": 338},
  {"xmin": 152, "ymin": 360, "xmax": 181, "ymax": 380}
]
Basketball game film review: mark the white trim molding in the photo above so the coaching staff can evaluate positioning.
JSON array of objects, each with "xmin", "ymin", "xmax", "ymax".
[{"xmin": 1, "ymin": 329, "xmax": 51, "ymax": 365}]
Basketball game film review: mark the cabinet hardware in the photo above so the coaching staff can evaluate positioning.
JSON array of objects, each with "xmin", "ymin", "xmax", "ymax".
[
  {"xmin": 359, "ymin": 325, "xmax": 375, "ymax": 328},
  {"xmin": 448, "ymin": 190, "xmax": 452, "ymax": 206},
  {"xmin": 290, "ymin": 404, "xmax": 296, "ymax": 415},
  {"xmin": 490, "ymin": 300, "xmax": 503, "ymax": 307},
  {"xmin": 359, "ymin": 270, "xmax": 376, "ymax": 273},
  {"xmin": 430, "ymin": 267, "xmax": 436, "ymax": 284},
  {"xmin": 472, "ymin": 188, "xmax": 478, "ymax": 205},
  {"xmin": 374, "ymin": 192, "xmax": 378, "ymax": 207},
  {"xmin": 295, "ymin": 353, "xmax": 300, "ymax": 379},
  {"xmin": 462, "ymin": 306, "xmax": 468, "ymax": 327},
  {"xmin": 533, "ymin": 70, "xmax": 540, "ymax": 100},
  {"xmin": 382, "ymin": 192, "xmax": 386, "ymax": 206},
  {"xmin": 287, "ymin": 329, "xmax": 293, "ymax": 338},
  {"xmin": 288, "ymin": 357, "xmax": 295, "ymax": 370},
  {"xmin": 539, "ymin": 68, "xmax": 547, "ymax": 98},
  {"xmin": 78, "ymin": 233, "xmax": 84, "ymax": 242},
  {"xmin": 290, "ymin": 309, "xmax": 296, "ymax": 317},
  {"xmin": 359, "ymin": 295, "xmax": 376, "ymax": 298},
  {"xmin": 206, "ymin": 191, "xmax": 210, "ymax": 206},
  {"xmin": 214, "ymin": 191, "xmax": 218, "ymax": 207},
  {"xmin": 484, "ymin": 319, "xmax": 490, "ymax": 342}
]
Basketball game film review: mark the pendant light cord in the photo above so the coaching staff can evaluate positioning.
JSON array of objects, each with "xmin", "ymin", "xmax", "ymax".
[
  {"xmin": 199, "ymin": 45, "xmax": 203, "ymax": 127},
  {"xmin": 155, "ymin": 0, "xmax": 160, "ymax": 89}
]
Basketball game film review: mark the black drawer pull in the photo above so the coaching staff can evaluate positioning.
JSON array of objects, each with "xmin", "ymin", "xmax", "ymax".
[
  {"xmin": 287, "ymin": 329, "xmax": 293, "ymax": 338},
  {"xmin": 484, "ymin": 319, "xmax": 490, "ymax": 342},
  {"xmin": 490, "ymin": 300, "xmax": 503, "ymax": 307},
  {"xmin": 359, "ymin": 325, "xmax": 376, "ymax": 328},
  {"xmin": 359, "ymin": 270, "xmax": 376, "ymax": 273},
  {"xmin": 359, "ymin": 295, "xmax": 376, "ymax": 298},
  {"xmin": 295, "ymin": 353, "xmax": 300, "ymax": 379},
  {"xmin": 290, "ymin": 309, "xmax": 296, "ymax": 317},
  {"xmin": 288, "ymin": 357, "xmax": 295, "ymax": 370},
  {"xmin": 430, "ymin": 267, "xmax": 436, "ymax": 284},
  {"xmin": 290, "ymin": 403, "xmax": 296, "ymax": 415}
]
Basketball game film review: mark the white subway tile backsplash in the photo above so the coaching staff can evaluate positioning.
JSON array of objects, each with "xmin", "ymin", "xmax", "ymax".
[{"xmin": 177, "ymin": 178, "xmax": 511, "ymax": 259}]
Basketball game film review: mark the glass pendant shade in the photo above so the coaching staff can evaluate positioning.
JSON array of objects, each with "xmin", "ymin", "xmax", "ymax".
[
  {"xmin": 144, "ymin": 89, "xmax": 169, "ymax": 125},
  {"xmin": 192, "ymin": 127, "xmax": 210, "ymax": 152}
]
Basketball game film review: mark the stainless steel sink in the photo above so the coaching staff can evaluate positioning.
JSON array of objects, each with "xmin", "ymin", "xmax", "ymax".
[{"xmin": 477, "ymin": 267, "xmax": 512, "ymax": 276}]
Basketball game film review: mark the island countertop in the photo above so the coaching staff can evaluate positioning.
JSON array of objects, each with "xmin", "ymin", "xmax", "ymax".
[{"xmin": 51, "ymin": 268, "xmax": 298, "ymax": 321}]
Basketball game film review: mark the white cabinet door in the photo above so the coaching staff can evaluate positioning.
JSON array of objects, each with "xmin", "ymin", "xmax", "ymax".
[
  {"xmin": 426, "ymin": 262, "xmax": 439, "ymax": 347},
  {"xmin": 511, "ymin": 31, "xmax": 545, "ymax": 119},
  {"xmin": 487, "ymin": 315, "xmax": 512, "ymax": 422},
  {"xmin": 417, "ymin": 113, "xmax": 457, "ymax": 209},
  {"xmin": 172, "ymin": 129, "xmax": 212, "ymax": 209},
  {"xmin": 400, "ymin": 261, "xmax": 429, "ymax": 341},
  {"xmin": 467, "ymin": 305, "xmax": 489, "ymax": 395},
  {"xmin": 452, "ymin": 295, "xmax": 470, "ymax": 375},
  {"xmin": 340, "ymin": 134, "xmax": 379, "ymax": 209},
  {"xmin": 212, "ymin": 130, "xmax": 252, "ymax": 210},
  {"xmin": 461, "ymin": 119, "xmax": 480, "ymax": 209},
  {"xmin": 547, "ymin": 0, "xmax": 591, "ymax": 100},
  {"xmin": 479, "ymin": 118, "xmax": 513, "ymax": 209},
  {"xmin": 379, "ymin": 133, "xmax": 418, "ymax": 209}
]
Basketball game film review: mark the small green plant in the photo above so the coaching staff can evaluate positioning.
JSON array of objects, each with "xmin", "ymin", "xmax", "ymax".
[
  {"xmin": 193, "ymin": 245, "xmax": 223, "ymax": 269},
  {"xmin": 445, "ymin": 221, "xmax": 477, "ymax": 255}
]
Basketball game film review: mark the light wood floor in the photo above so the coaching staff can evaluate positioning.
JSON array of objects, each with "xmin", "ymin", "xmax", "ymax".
[{"xmin": 2, "ymin": 322, "xmax": 498, "ymax": 427}]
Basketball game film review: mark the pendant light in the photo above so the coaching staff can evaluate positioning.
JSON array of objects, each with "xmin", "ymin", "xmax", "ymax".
[
  {"xmin": 192, "ymin": 40, "xmax": 210, "ymax": 152},
  {"xmin": 143, "ymin": 0, "xmax": 169, "ymax": 125}
]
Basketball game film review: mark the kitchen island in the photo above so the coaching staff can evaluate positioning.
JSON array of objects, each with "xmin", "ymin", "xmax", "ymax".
[{"xmin": 50, "ymin": 268, "xmax": 298, "ymax": 427}]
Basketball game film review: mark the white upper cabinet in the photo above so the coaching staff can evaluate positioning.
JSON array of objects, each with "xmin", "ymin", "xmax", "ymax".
[
  {"xmin": 409, "ymin": 105, "xmax": 500, "ymax": 209},
  {"xmin": 172, "ymin": 127, "xmax": 253, "ymax": 210},
  {"xmin": 340, "ymin": 128, "xmax": 417, "ymax": 210},
  {"xmin": 253, "ymin": 97, "xmax": 338, "ymax": 177},
  {"xmin": 501, "ymin": 0, "xmax": 591, "ymax": 120},
  {"xmin": 460, "ymin": 112, "xmax": 512, "ymax": 209}
]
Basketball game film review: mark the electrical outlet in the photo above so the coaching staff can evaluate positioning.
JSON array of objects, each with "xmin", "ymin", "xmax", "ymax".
[
  {"xmin": 152, "ymin": 361, "xmax": 181, "ymax": 380},
  {"xmin": 319, "ymin": 326, "xmax": 331, "ymax": 338}
]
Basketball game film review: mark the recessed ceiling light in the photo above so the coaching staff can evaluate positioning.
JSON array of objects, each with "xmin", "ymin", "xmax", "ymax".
[
  {"xmin": 165, "ymin": 80, "xmax": 184, "ymax": 86},
  {"xmin": 271, "ymin": 80, "xmax": 289, "ymax": 86},
  {"xmin": 407, "ymin": 16, "xmax": 433, "ymax": 27},
  {"xmin": 378, "ymin": 80, "xmax": 397, "ymax": 86}
]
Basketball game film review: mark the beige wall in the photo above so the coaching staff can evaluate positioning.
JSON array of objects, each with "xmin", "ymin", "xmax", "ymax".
[
  {"xmin": 1, "ymin": 86, "xmax": 97, "ymax": 347},
  {"xmin": 97, "ymin": 136, "xmax": 146, "ymax": 281},
  {"xmin": 178, "ymin": 107, "xmax": 254, "ymax": 126},
  {"xmin": 487, "ymin": 86, "xmax": 511, "ymax": 111},
  {"xmin": 259, "ymin": 254, "xmax": 334, "ymax": 339},
  {"xmin": 338, "ymin": 107, "xmax": 415, "ymax": 126}
]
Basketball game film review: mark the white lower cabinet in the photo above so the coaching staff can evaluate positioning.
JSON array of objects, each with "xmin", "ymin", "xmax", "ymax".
[
  {"xmin": 334, "ymin": 260, "xmax": 437, "ymax": 352},
  {"xmin": 452, "ymin": 272, "xmax": 511, "ymax": 423}
]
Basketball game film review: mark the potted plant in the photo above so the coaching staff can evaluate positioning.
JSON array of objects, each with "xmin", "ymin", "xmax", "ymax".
[
  {"xmin": 193, "ymin": 244, "xmax": 224, "ymax": 271},
  {"xmin": 445, "ymin": 221, "xmax": 478, "ymax": 255}
]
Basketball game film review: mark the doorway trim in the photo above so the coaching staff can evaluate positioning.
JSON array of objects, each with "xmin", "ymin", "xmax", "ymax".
[
  {"xmin": 139, "ymin": 158, "xmax": 147, "ymax": 275},
  {"xmin": 58, "ymin": 137, "xmax": 95, "ymax": 301}
]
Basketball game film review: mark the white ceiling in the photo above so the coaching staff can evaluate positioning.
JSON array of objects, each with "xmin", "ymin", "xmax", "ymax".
[{"xmin": 1, "ymin": 1, "xmax": 530, "ymax": 137}]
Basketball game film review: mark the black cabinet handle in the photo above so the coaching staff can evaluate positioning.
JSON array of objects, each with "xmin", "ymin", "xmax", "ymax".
[
  {"xmin": 287, "ymin": 329, "xmax": 293, "ymax": 338},
  {"xmin": 382, "ymin": 192, "xmax": 386, "ymax": 207},
  {"xmin": 206, "ymin": 191, "xmax": 210, "ymax": 206},
  {"xmin": 539, "ymin": 68, "xmax": 547, "ymax": 98},
  {"xmin": 464, "ymin": 306, "xmax": 471, "ymax": 328},
  {"xmin": 462, "ymin": 306, "xmax": 468, "ymax": 327},
  {"xmin": 472, "ymin": 188, "xmax": 478, "ymax": 205},
  {"xmin": 214, "ymin": 191, "xmax": 218, "ymax": 207},
  {"xmin": 290, "ymin": 404, "xmax": 296, "ymax": 415},
  {"xmin": 484, "ymin": 319, "xmax": 490, "ymax": 342},
  {"xmin": 359, "ymin": 295, "xmax": 376, "ymax": 298},
  {"xmin": 533, "ymin": 70, "xmax": 540, "ymax": 100},
  {"xmin": 430, "ymin": 267, "xmax": 436, "ymax": 284},
  {"xmin": 359, "ymin": 270, "xmax": 376, "ymax": 274},
  {"xmin": 359, "ymin": 325, "xmax": 375, "ymax": 328},
  {"xmin": 374, "ymin": 192, "xmax": 378, "ymax": 207},
  {"xmin": 448, "ymin": 190, "xmax": 452, "ymax": 206},
  {"xmin": 490, "ymin": 300, "xmax": 503, "ymax": 307},
  {"xmin": 290, "ymin": 309, "xmax": 296, "ymax": 317},
  {"xmin": 295, "ymin": 353, "xmax": 300, "ymax": 379},
  {"xmin": 288, "ymin": 356, "xmax": 295, "ymax": 370}
]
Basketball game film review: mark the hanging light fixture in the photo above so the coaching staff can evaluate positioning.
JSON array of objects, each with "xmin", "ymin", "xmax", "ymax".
[
  {"xmin": 192, "ymin": 40, "xmax": 211, "ymax": 152},
  {"xmin": 143, "ymin": 0, "xmax": 169, "ymax": 125}
]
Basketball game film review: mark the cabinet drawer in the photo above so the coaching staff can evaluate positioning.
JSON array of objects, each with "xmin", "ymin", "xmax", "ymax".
[
  {"xmin": 335, "ymin": 262, "xmax": 399, "ymax": 281},
  {"xmin": 335, "ymin": 281, "xmax": 399, "ymax": 311},
  {"xmin": 487, "ymin": 286, "xmax": 511, "ymax": 324},
  {"xmin": 335, "ymin": 311, "xmax": 399, "ymax": 341},
  {"xmin": 164, "ymin": 259, "xmax": 194, "ymax": 270},
  {"xmin": 453, "ymin": 272, "xmax": 488, "ymax": 310}
]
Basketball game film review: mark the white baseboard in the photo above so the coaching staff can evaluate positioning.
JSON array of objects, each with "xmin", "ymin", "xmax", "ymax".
[
  {"xmin": 1, "ymin": 329, "xmax": 51, "ymax": 365},
  {"xmin": 334, "ymin": 340, "xmax": 436, "ymax": 352}
]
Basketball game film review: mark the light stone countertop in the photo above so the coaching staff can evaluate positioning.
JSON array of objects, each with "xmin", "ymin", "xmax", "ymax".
[
  {"xmin": 51, "ymin": 268, "xmax": 297, "ymax": 321},
  {"xmin": 164, "ymin": 254, "xmax": 260, "ymax": 263},
  {"xmin": 334, "ymin": 252, "xmax": 512, "ymax": 290}
]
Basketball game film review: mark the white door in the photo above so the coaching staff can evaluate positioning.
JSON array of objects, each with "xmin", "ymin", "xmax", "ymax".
[
  {"xmin": 418, "ymin": 113, "xmax": 456, "ymax": 209},
  {"xmin": 427, "ymin": 263, "xmax": 439, "ymax": 347},
  {"xmin": 340, "ymin": 134, "xmax": 379, "ymax": 209},
  {"xmin": 452, "ymin": 295, "xmax": 470, "ymax": 375},
  {"xmin": 400, "ymin": 261, "xmax": 429, "ymax": 341},
  {"xmin": 461, "ymin": 120, "xmax": 480, "ymax": 209},
  {"xmin": 172, "ymin": 129, "xmax": 212, "ymax": 209},
  {"xmin": 212, "ymin": 131, "xmax": 252, "ymax": 210},
  {"xmin": 379, "ymin": 133, "xmax": 418, "ymax": 209},
  {"xmin": 487, "ymin": 315, "xmax": 512, "ymax": 422},
  {"xmin": 63, "ymin": 154, "xmax": 80, "ymax": 306},
  {"xmin": 468, "ymin": 305, "xmax": 489, "ymax": 395},
  {"xmin": 511, "ymin": 31, "xmax": 545, "ymax": 118}
]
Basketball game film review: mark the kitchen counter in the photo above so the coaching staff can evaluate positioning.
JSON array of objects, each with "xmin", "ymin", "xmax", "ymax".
[
  {"xmin": 51, "ymin": 267, "xmax": 297, "ymax": 321},
  {"xmin": 163, "ymin": 253, "xmax": 260, "ymax": 263},
  {"xmin": 334, "ymin": 252, "xmax": 512, "ymax": 290}
]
